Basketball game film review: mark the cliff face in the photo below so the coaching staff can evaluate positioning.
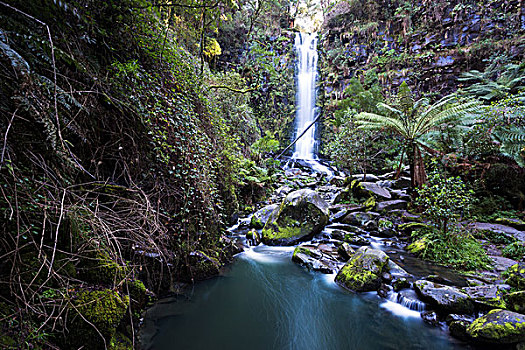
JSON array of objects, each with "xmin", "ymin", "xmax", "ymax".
[{"xmin": 320, "ymin": 0, "xmax": 524, "ymax": 98}]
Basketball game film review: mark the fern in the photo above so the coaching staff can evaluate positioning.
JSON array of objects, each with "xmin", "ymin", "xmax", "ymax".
[{"xmin": 493, "ymin": 126, "xmax": 525, "ymax": 167}]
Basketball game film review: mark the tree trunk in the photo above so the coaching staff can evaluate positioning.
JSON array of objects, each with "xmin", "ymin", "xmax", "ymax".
[{"xmin": 409, "ymin": 142, "xmax": 427, "ymax": 188}]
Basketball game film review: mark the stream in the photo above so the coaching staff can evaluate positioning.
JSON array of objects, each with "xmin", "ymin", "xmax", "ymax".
[{"xmin": 141, "ymin": 243, "xmax": 469, "ymax": 350}]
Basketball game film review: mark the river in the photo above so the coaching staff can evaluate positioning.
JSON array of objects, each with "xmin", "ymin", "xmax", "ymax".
[{"xmin": 141, "ymin": 245, "xmax": 468, "ymax": 350}]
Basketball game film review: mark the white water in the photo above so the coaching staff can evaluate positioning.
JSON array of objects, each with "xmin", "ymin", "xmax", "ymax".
[
  {"xmin": 293, "ymin": 32, "xmax": 319, "ymax": 160},
  {"xmin": 292, "ymin": 32, "xmax": 335, "ymax": 177}
]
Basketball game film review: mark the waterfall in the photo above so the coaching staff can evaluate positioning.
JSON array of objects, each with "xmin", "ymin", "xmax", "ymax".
[{"xmin": 293, "ymin": 32, "xmax": 319, "ymax": 160}]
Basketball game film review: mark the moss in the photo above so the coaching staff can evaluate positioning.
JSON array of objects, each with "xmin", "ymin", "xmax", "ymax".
[
  {"xmin": 505, "ymin": 292, "xmax": 525, "ymax": 314},
  {"xmin": 335, "ymin": 247, "xmax": 389, "ymax": 292},
  {"xmin": 127, "ymin": 279, "xmax": 147, "ymax": 312},
  {"xmin": 68, "ymin": 289, "xmax": 129, "ymax": 350},
  {"xmin": 504, "ymin": 263, "xmax": 525, "ymax": 290},
  {"xmin": 398, "ymin": 222, "xmax": 432, "ymax": 234},
  {"xmin": 474, "ymin": 229, "xmax": 517, "ymax": 245},
  {"xmin": 109, "ymin": 331, "xmax": 132, "ymax": 350},
  {"xmin": 250, "ymin": 216, "xmax": 264, "ymax": 229},
  {"xmin": 292, "ymin": 246, "xmax": 315, "ymax": 259},
  {"xmin": 467, "ymin": 309, "xmax": 525, "ymax": 344},
  {"xmin": 78, "ymin": 251, "xmax": 128, "ymax": 287},
  {"xmin": 363, "ymin": 196, "xmax": 376, "ymax": 211},
  {"xmin": 407, "ymin": 237, "xmax": 428, "ymax": 255},
  {"xmin": 0, "ymin": 335, "xmax": 16, "ymax": 348}
]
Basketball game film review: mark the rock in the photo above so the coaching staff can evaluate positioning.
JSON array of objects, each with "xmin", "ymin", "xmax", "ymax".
[
  {"xmin": 343, "ymin": 233, "xmax": 370, "ymax": 246},
  {"xmin": 449, "ymin": 320, "xmax": 471, "ymax": 340},
  {"xmin": 275, "ymin": 185, "xmax": 293, "ymax": 197},
  {"xmin": 337, "ymin": 243, "xmax": 355, "ymax": 261},
  {"xmin": 469, "ymin": 222, "xmax": 523, "ymax": 244},
  {"xmin": 335, "ymin": 247, "xmax": 389, "ymax": 292},
  {"xmin": 341, "ymin": 211, "xmax": 380, "ymax": 227},
  {"xmin": 333, "ymin": 189, "xmax": 354, "ymax": 204},
  {"xmin": 392, "ymin": 177, "xmax": 411, "ymax": 189},
  {"xmin": 390, "ymin": 189, "xmax": 411, "ymax": 201},
  {"xmin": 245, "ymin": 229, "xmax": 261, "ymax": 246},
  {"xmin": 354, "ymin": 182, "xmax": 391, "ymax": 200},
  {"xmin": 462, "ymin": 285, "xmax": 508, "ymax": 310},
  {"xmin": 504, "ymin": 263, "xmax": 525, "ymax": 291},
  {"xmin": 414, "ymin": 280, "xmax": 474, "ymax": 314},
  {"xmin": 392, "ymin": 277, "xmax": 410, "ymax": 292},
  {"xmin": 467, "ymin": 309, "xmax": 525, "ymax": 344},
  {"xmin": 326, "ymin": 224, "xmax": 366, "ymax": 235},
  {"xmin": 250, "ymin": 204, "xmax": 279, "ymax": 229},
  {"xmin": 398, "ymin": 222, "xmax": 432, "ymax": 235},
  {"xmin": 262, "ymin": 189, "xmax": 330, "ymax": 246},
  {"xmin": 378, "ymin": 283, "xmax": 391, "ymax": 298},
  {"xmin": 446, "ymin": 314, "xmax": 473, "ymax": 325},
  {"xmin": 329, "ymin": 176, "xmax": 346, "ymax": 187},
  {"xmin": 376, "ymin": 200, "xmax": 408, "ymax": 212},
  {"xmin": 506, "ymin": 291, "xmax": 525, "ymax": 314},
  {"xmin": 495, "ymin": 218, "xmax": 525, "ymax": 231},
  {"xmin": 351, "ymin": 174, "xmax": 380, "ymax": 182},
  {"xmin": 330, "ymin": 209, "xmax": 349, "ymax": 222},
  {"xmin": 387, "ymin": 260, "xmax": 410, "ymax": 278},
  {"xmin": 421, "ymin": 311, "xmax": 440, "ymax": 326},
  {"xmin": 491, "ymin": 256, "xmax": 519, "ymax": 272},
  {"xmin": 291, "ymin": 246, "xmax": 337, "ymax": 274}
]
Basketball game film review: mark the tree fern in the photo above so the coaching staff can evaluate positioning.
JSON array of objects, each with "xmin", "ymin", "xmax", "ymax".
[
  {"xmin": 355, "ymin": 82, "xmax": 481, "ymax": 187},
  {"xmin": 493, "ymin": 126, "xmax": 525, "ymax": 167}
]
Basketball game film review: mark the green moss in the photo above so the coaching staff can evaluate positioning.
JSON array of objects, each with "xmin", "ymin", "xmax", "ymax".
[
  {"xmin": 127, "ymin": 279, "xmax": 147, "ymax": 312},
  {"xmin": 334, "ymin": 247, "xmax": 389, "ymax": 292},
  {"xmin": 250, "ymin": 216, "xmax": 264, "ymax": 229},
  {"xmin": 467, "ymin": 309, "xmax": 525, "ymax": 343},
  {"xmin": 408, "ymin": 237, "xmax": 428, "ymax": 254},
  {"xmin": 363, "ymin": 196, "xmax": 376, "ymax": 211},
  {"xmin": 292, "ymin": 246, "xmax": 315, "ymax": 259},
  {"xmin": 69, "ymin": 289, "xmax": 129, "ymax": 349},
  {"xmin": 398, "ymin": 222, "xmax": 432, "ymax": 234},
  {"xmin": 78, "ymin": 251, "xmax": 128, "ymax": 287},
  {"xmin": 109, "ymin": 331, "xmax": 132, "ymax": 350},
  {"xmin": 504, "ymin": 263, "xmax": 525, "ymax": 290}
]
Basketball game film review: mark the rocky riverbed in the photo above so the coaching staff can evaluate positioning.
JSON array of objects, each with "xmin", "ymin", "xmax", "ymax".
[{"xmin": 234, "ymin": 163, "xmax": 525, "ymax": 348}]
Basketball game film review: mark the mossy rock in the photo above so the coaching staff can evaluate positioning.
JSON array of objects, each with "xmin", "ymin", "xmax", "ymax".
[
  {"xmin": 246, "ymin": 229, "xmax": 261, "ymax": 245},
  {"xmin": 262, "ymin": 189, "xmax": 329, "ymax": 246},
  {"xmin": 414, "ymin": 280, "xmax": 474, "ymax": 315},
  {"xmin": 506, "ymin": 291, "xmax": 525, "ymax": 314},
  {"xmin": 398, "ymin": 222, "xmax": 432, "ymax": 235},
  {"xmin": 68, "ymin": 289, "xmax": 129, "ymax": 350},
  {"xmin": 109, "ymin": 331, "xmax": 133, "ymax": 350},
  {"xmin": 126, "ymin": 279, "xmax": 147, "ymax": 312},
  {"xmin": 467, "ymin": 309, "xmax": 525, "ymax": 344},
  {"xmin": 186, "ymin": 250, "xmax": 221, "ymax": 281},
  {"xmin": 495, "ymin": 218, "xmax": 525, "ymax": 231},
  {"xmin": 504, "ymin": 263, "xmax": 525, "ymax": 290},
  {"xmin": 78, "ymin": 250, "xmax": 128, "ymax": 287},
  {"xmin": 335, "ymin": 247, "xmax": 389, "ymax": 292},
  {"xmin": 250, "ymin": 204, "xmax": 279, "ymax": 229}
]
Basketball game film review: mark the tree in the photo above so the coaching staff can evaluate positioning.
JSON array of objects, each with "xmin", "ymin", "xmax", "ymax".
[{"xmin": 355, "ymin": 82, "xmax": 481, "ymax": 188}]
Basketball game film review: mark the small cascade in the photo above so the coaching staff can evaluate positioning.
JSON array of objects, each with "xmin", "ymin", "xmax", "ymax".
[{"xmin": 386, "ymin": 290, "xmax": 426, "ymax": 312}]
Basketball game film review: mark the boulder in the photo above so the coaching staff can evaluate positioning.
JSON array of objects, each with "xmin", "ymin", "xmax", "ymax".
[
  {"xmin": 467, "ymin": 309, "xmax": 525, "ymax": 344},
  {"xmin": 250, "ymin": 204, "xmax": 279, "ymax": 229},
  {"xmin": 245, "ymin": 229, "xmax": 261, "ymax": 246},
  {"xmin": 291, "ymin": 245, "xmax": 337, "ymax": 274},
  {"xmin": 376, "ymin": 200, "xmax": 408, "ymax": 212},
  {"xmin": 351, "ymin": 174, "xmax": 380, "ymax": 182},
  {"xmin": 469, "ymin": 222, "xmax": 523, "ymax": 244},
  {"xmin": 343, "ymin": 233, "xmax": 370, "ymax": 246},
  {"xmin": 504, "ymin": 263, "xmax": 525, "ymax": 290},
  {"xmin": 449, "ymin": 320, "xmax": 471, "ymax": 340},
  {"xmin": 506, "ymin": 291, "xmax": 525, "ymax": 314},
  {"xmin": 421, "ymin": 311, "xmax": 440, "ymax": 326},
  {"xmin": 414, "ymin": 280, "xmax": 474, "ymax": 314},
  {"xmin": 495, "ymin": 218, "xmax": 525, "ymax": 231},
  {"xmin": 341, "ymin": 211, "xmax": 380, "ymax": 227},
  {"xmin": 354, "ymin": 182, "xmax": 391, "ymax": 200},
  {"xmin": 392, "ymin": 177, "xmax": 411, "ymax": 189},
  {"xmin": 462, "ymin": 285, "xmax": 508, "ymax": 310},
  {"xmin": 335, "ymin": 247, "xmax": 389, "ymax": 292},
  {"xmin": 337, "ymin": 243, "xmax": 355, "ymax": 261},
  {"xmin": 262, "ymin": 189, "xmax": 329, "ymax": 246}
]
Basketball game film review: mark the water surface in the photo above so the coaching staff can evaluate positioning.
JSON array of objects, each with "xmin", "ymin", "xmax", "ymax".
[{"xmin": 142, "ymin": 246, "xmax": 468, "ymax": 350}]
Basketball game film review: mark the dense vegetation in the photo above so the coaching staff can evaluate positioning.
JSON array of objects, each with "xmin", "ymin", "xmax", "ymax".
[{"xmin": 0, "ymin": 0, "xmax": 524, "ymax": 348}]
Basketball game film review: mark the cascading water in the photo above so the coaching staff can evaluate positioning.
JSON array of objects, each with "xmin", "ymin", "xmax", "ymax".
[
  {"xmin": 291, "ymin": 32, "xmax": 333, "ymax": 176},
  {"xmin": 293, "ymin": 32, "xmax": 318, "ymax": 160}
]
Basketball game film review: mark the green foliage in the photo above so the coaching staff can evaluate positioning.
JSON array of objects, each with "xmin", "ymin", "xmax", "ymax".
[
  {"xmin": 410, "ymin": 227, "xmax": 492, "ymax": 271},
  {"xmin": 251, "ymin": 131, "xmax": 280, "ymax": 157},
  {"xmin": 355, "ymin": 82, "xmax": 481, "ymax": 186},
  {"xmin": 415, "ymin": 167, "xmax": 474, "ymax": 234},
  {"xmin": 502, "ymin": 242, "xmax": 525, "ymax": 261}
]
